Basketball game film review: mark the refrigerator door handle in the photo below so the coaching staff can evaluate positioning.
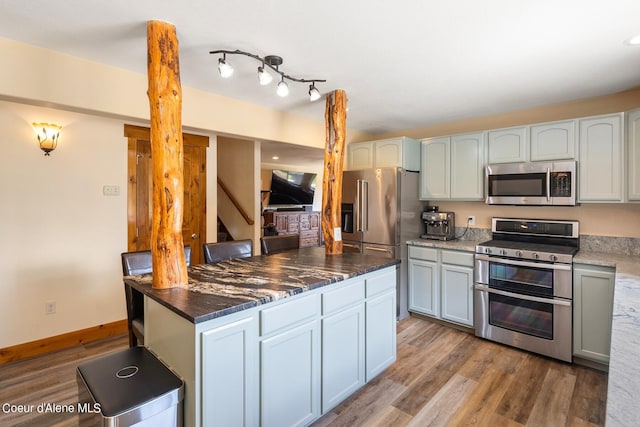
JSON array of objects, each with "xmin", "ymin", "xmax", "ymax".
[
  {"xmin": 361, "ymin": 180, "xmax": 368, "ymax": 232},
  {"xmin": 355, "ymin": 180, "xmax": 362, "ymax": 232}
]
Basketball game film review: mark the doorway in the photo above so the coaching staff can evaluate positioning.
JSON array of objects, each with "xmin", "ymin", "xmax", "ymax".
[{"xmin": 124, "ymin": 125, "xmax": 208, "ymax": 264}]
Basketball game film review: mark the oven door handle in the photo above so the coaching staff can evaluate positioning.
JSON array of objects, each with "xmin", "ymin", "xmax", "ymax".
[
  {"xmin": 474, "ymin": 284, "xmax": 572, "ymax": 307},
  {"xmin": 475, "ymin": 254, "xmax": 572, "ymax": 271}
]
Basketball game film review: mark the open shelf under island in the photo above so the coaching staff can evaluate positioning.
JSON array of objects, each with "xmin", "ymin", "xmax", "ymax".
[{"xmin": 124, "ymin": 247, "xmax": 400, "ymax": 427}]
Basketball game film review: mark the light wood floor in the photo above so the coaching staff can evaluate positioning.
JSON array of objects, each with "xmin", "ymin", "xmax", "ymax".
[
  {"xmin": 0, "ymin": 316, "xmax": 607, "ymax": 427},
  {"xmin": 313, "ymin": 316, "xmax": 607, "ymax": 427}
]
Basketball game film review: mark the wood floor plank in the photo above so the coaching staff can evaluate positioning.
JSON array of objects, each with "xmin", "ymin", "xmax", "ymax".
[
  {"xmin": 446, "ymin": 367, "xmax": 515, "ymax": 426},
  {"xmin": 406, "ymin": 373, "xmax": 478, "ymax": 427},
  {"xmin": 565, "ymin": 365, "xmax": 608, "ymax": 426},
  {"xmin": 526, "ymin": 366, "xmax": 577, "ymax": 427},
  {"xmin": 495, "ymin": 354, "xmax": 553, "ymax": 424},
  {"xmin": 392, "ymin": 333, "xmax": 480, "ymax": 416},
  {"xmin": 321, "ymin": 377, "xmax": 408, "ymax": 426}
]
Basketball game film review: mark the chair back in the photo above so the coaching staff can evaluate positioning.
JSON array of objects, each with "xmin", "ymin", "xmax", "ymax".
[
  {"xmin": 120, "ymin": 246, "xmax": 191, "ymax": 347},
  {"xmin": 121, "ymin": 246, "xmax": 192, "ymax": 276},
  {"xmin": 260, "ymin": 234, "xmax": 300, "ymax": 255},
  {"xmin": 203, "ymin": 239, "xmax": 253, "ymax": 264}
]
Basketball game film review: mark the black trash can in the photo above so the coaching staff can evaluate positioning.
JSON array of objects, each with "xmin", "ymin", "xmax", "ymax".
[{"xmin": 76, "ymin": 346, "xmax": 184, "ymax": 426}]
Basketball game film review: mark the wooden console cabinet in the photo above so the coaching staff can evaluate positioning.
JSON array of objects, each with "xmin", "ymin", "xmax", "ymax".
[{"xmin": 263, "ymin": 211, "xmax": 322, "ymax": 248}]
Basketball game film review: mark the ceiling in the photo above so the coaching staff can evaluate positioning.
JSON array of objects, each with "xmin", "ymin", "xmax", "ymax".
[{"xmin": 1, "ymin": 0, "xmax": 639, "ymax": 163}]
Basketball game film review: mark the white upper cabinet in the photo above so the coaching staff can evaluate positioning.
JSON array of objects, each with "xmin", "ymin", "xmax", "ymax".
[
  {"xmin": 628, "ymin": 110, "xmax": 640, "ymax": 201},
  {"xmin": 488, "ymin": 126, "xmax": 527, "ymax": 164},
  {"xmin": 420, "ymin": 137, "xmax": 450, "ymax": 200},
  {"xmin": 346, "ymin": 137, "xmax": 420, "ymax": 171},
  {"xmin": 346, "ymin": 142, "xmax": 374, "ymax": 170},
  {"xmin": 450, "ymin": 132, "xmax": 485, "ymax": 199},
  {"xmin": 578, "ymin": 113, "xmax": 624, "ymax": 202},
  {"xmin": 420, "ymin": 132, "xmax": 485, "ymax": 200},
  {"xmin": 530, "ymin": 120, "xmax": 576, "ymax": 161}
]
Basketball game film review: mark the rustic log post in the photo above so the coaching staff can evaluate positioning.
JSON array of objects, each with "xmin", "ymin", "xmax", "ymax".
[
  {"xmin": 322, "ymin": 90, "xmax": 348, "ymax": 254},
  {"xmin": 147, "ymin": 20, "xmax": 188, "ymax": 289}
]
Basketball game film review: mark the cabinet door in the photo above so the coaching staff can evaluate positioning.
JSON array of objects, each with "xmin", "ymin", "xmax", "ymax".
[
  {"xmin": 628, "ymin": 110, "xmax": 640, "ymax": 201},
  {"xmin": 322, "ymin": 303, "xmax": 365, "ymax": 413},
  {"xmin": 374, "ymin": 138, "xmax": 403, "ymax": 168},
  {"xmin": 450, "ymin": 132, "xmax": 485, "ymax": 200},
  {"xmin": 261, "ymin": 320, "xmax": 321, "ymax": 427},
  {"xmin": 347, "ymin": 142, "xmax": 374, "ymax": 170},
  {"xmin": 530, "ymin": 120, "xmax": 576, "ymax": 161},
  {"xmin": 573, "ymin": 265, "xmax": 615, "ymax": 363},
  {"xmin": 440, "ymin": 264, "xmax": 474, "ymax": 327},
  {"xmin": 420, "ymin": 137, "xmax": 450, "ymax": 200},
  {"xmin": 579, "ymin": 114, "xmax": 623, "ymax": 202},
  {"xmin": 408, "ymin": 258, "xmax": 439, "ymax": 317},
  {"xmin": 201, "ymin": 315, "xmax": 258, "ymax": 427},
  {"xmin": 488, "ymin": 127, "xmax": 527, "ymax": 164},
  {"xmin": 365, "ymin": 290, "xmax": 396, "ymax": 381}
]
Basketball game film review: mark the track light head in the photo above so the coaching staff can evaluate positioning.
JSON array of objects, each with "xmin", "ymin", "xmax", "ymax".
[
  {"xmin": 217, "ymin": 54, "xmax": 233, "ymax": 78},
  {"xmin": 277, "ymin": 78, "xmax": 289, "ymax": 97},
  {"xmin": 308, "ymin": 83, "xmax": 321, "ymax": 102},
  {"xmin": 257, "ymin": 66, "xmax": 273, "ymax": 85}
]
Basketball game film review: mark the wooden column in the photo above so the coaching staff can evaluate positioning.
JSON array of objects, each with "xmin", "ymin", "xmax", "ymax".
[
  {"xmin": 322, "ymin": 90, "xmax": 348, "ymax": 254},
  {"xmin": 147, "ymin": 20, "xmax": 188, "ymax": 289}
]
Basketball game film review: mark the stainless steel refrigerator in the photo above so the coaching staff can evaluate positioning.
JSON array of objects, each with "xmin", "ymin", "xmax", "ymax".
[{"xmin": 341, "ymin": 167, "xmax": 423, "ymax": 319}]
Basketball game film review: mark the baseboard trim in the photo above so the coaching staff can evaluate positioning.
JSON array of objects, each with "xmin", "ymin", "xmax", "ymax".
[{"xmin": 0, "ymin": 319, "xmax": 128, "ymax": 365}]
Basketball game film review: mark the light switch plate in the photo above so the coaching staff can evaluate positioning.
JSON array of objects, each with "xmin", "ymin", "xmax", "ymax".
[{"xmin": 103, "ymin": 185, "xmax": 120, "ymax": 196}]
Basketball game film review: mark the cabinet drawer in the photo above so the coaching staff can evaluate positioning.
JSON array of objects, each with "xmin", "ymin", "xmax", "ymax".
[
  {"xmin": 366, "ymin": 269, "xmax": 397, "ymax": 298},
  {"xmin": 441, "ymin": 250, "xmax": 474, "ymax": 267},
  {"xmin": 408, "ymin": 245, "xmax": 438, "ymax": 262},
  {"xmin": 260, "ymin": 294, "xmax": 320, "ymax": 336},
  {"xmin": 323, "ymin": 280, "xmax": 365, "ymax": 315},
  {"xmin": 300, "ymin": 238, "xmax": 320, "ymax": 248},
  {"xmin": 287, "ymin": 223, "xmax": 300, "ymax": 233}
]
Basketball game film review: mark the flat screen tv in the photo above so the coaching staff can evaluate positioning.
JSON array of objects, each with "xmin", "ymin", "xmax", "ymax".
[{"xmin": 269, "ymin": 169, "xmax": 317, "ymax": 205}]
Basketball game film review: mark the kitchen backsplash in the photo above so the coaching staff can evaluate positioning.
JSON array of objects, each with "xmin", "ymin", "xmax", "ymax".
[
  {"xmin": 453, "ymin": 226, "xmax": 640, "ymax": 256},
  {"xmin": 580, "ymin": 235, "xmax": 640, "ymax": 256}
]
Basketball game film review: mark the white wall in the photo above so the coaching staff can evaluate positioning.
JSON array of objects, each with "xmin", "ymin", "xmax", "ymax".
[{"xmin": 0, "ymin": 101, "xmax": 130, "ymax": 347}]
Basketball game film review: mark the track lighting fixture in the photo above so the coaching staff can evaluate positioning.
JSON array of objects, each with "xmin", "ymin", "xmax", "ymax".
[{"xmin": 209, "ymin": 49, "xmax": 326, "ymax": 101}]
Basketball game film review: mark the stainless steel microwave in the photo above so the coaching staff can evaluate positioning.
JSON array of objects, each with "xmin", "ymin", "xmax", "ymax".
[{"xmin": 485, "ymin": 160, "xmax": 577, "ymax": 206}]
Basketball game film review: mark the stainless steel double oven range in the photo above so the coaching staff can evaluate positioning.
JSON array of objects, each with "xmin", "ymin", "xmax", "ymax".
[{"xmin": 475, "ymin": 218, "xmax": 579, "ymax": 362}]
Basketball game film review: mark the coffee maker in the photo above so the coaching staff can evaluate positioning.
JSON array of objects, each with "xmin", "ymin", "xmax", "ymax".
[{"xmin": 421, "ymin": 207, "xmax": 455, "ymax": 240}]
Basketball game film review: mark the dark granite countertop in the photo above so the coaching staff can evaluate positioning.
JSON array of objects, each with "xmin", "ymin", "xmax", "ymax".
[{"xmin": 124, "ymin": 247, "xmax": 399, "ymax": 324}]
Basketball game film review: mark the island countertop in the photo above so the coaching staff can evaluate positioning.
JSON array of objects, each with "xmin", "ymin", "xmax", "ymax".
[{"xmin": 124, "ymin": 246, "xmax": 399, "ymax": 324}]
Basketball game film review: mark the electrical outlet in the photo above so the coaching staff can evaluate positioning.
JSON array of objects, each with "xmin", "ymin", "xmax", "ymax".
[
  {"xmin": 45, "ymin": 301, "xmax": 56, "ymax": 315},
  {"xmin": 467, "ymin": 215, "xmax": 476, "ymax": 226}
]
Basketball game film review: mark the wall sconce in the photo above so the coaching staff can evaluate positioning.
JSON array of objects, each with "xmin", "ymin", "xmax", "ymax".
[{"xmin": 33, "ymin": 122, "xmax": 62, "ymax": 156}]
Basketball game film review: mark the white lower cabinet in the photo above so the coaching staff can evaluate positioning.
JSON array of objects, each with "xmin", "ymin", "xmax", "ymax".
[
  {"xmin": 201, "ymin": 315, "xmax": 259, "ymax": 427},
  {"xmin": 321, "ymin": 280, "xmax": 366, "ymax": 413},
  {"xmin": 365, "ymin": 277, "xmax": 397, "ymax": 381},
  {"xmin": 573, "ymin": 264, "xmax": 616, "ymax": 364},
  {"xmin": 440, "ymin": 263, "xmax": 474, "ymax": 326},
  {"xmin": 407, "ymin": 247, "xmax": 439, "ymax": 316},
  {"xmin": 261, "ymin": 319, "xmax": 321, "ymax": 427},
  {"xmin": 408, "ymin": 245, "xmax": 474, "ymax": 327}
]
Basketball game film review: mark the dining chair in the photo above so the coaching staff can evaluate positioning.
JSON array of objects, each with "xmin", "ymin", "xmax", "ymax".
[
  {"xmin": 260, "ymin": 234, "xmax": 300, "ymax": 255},
  {"xmin": 203, "ymin": 239, "xmax": 253, "ymax": 264},
  {"xmin": 120, "ymin": 246, "xmax": 191, "ymax": 347}
]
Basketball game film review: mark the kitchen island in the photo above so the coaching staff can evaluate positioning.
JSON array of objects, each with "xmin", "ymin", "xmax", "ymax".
[{"xmin": 124, "ymin": 247, "xmax": 399, "ymax": 427}]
